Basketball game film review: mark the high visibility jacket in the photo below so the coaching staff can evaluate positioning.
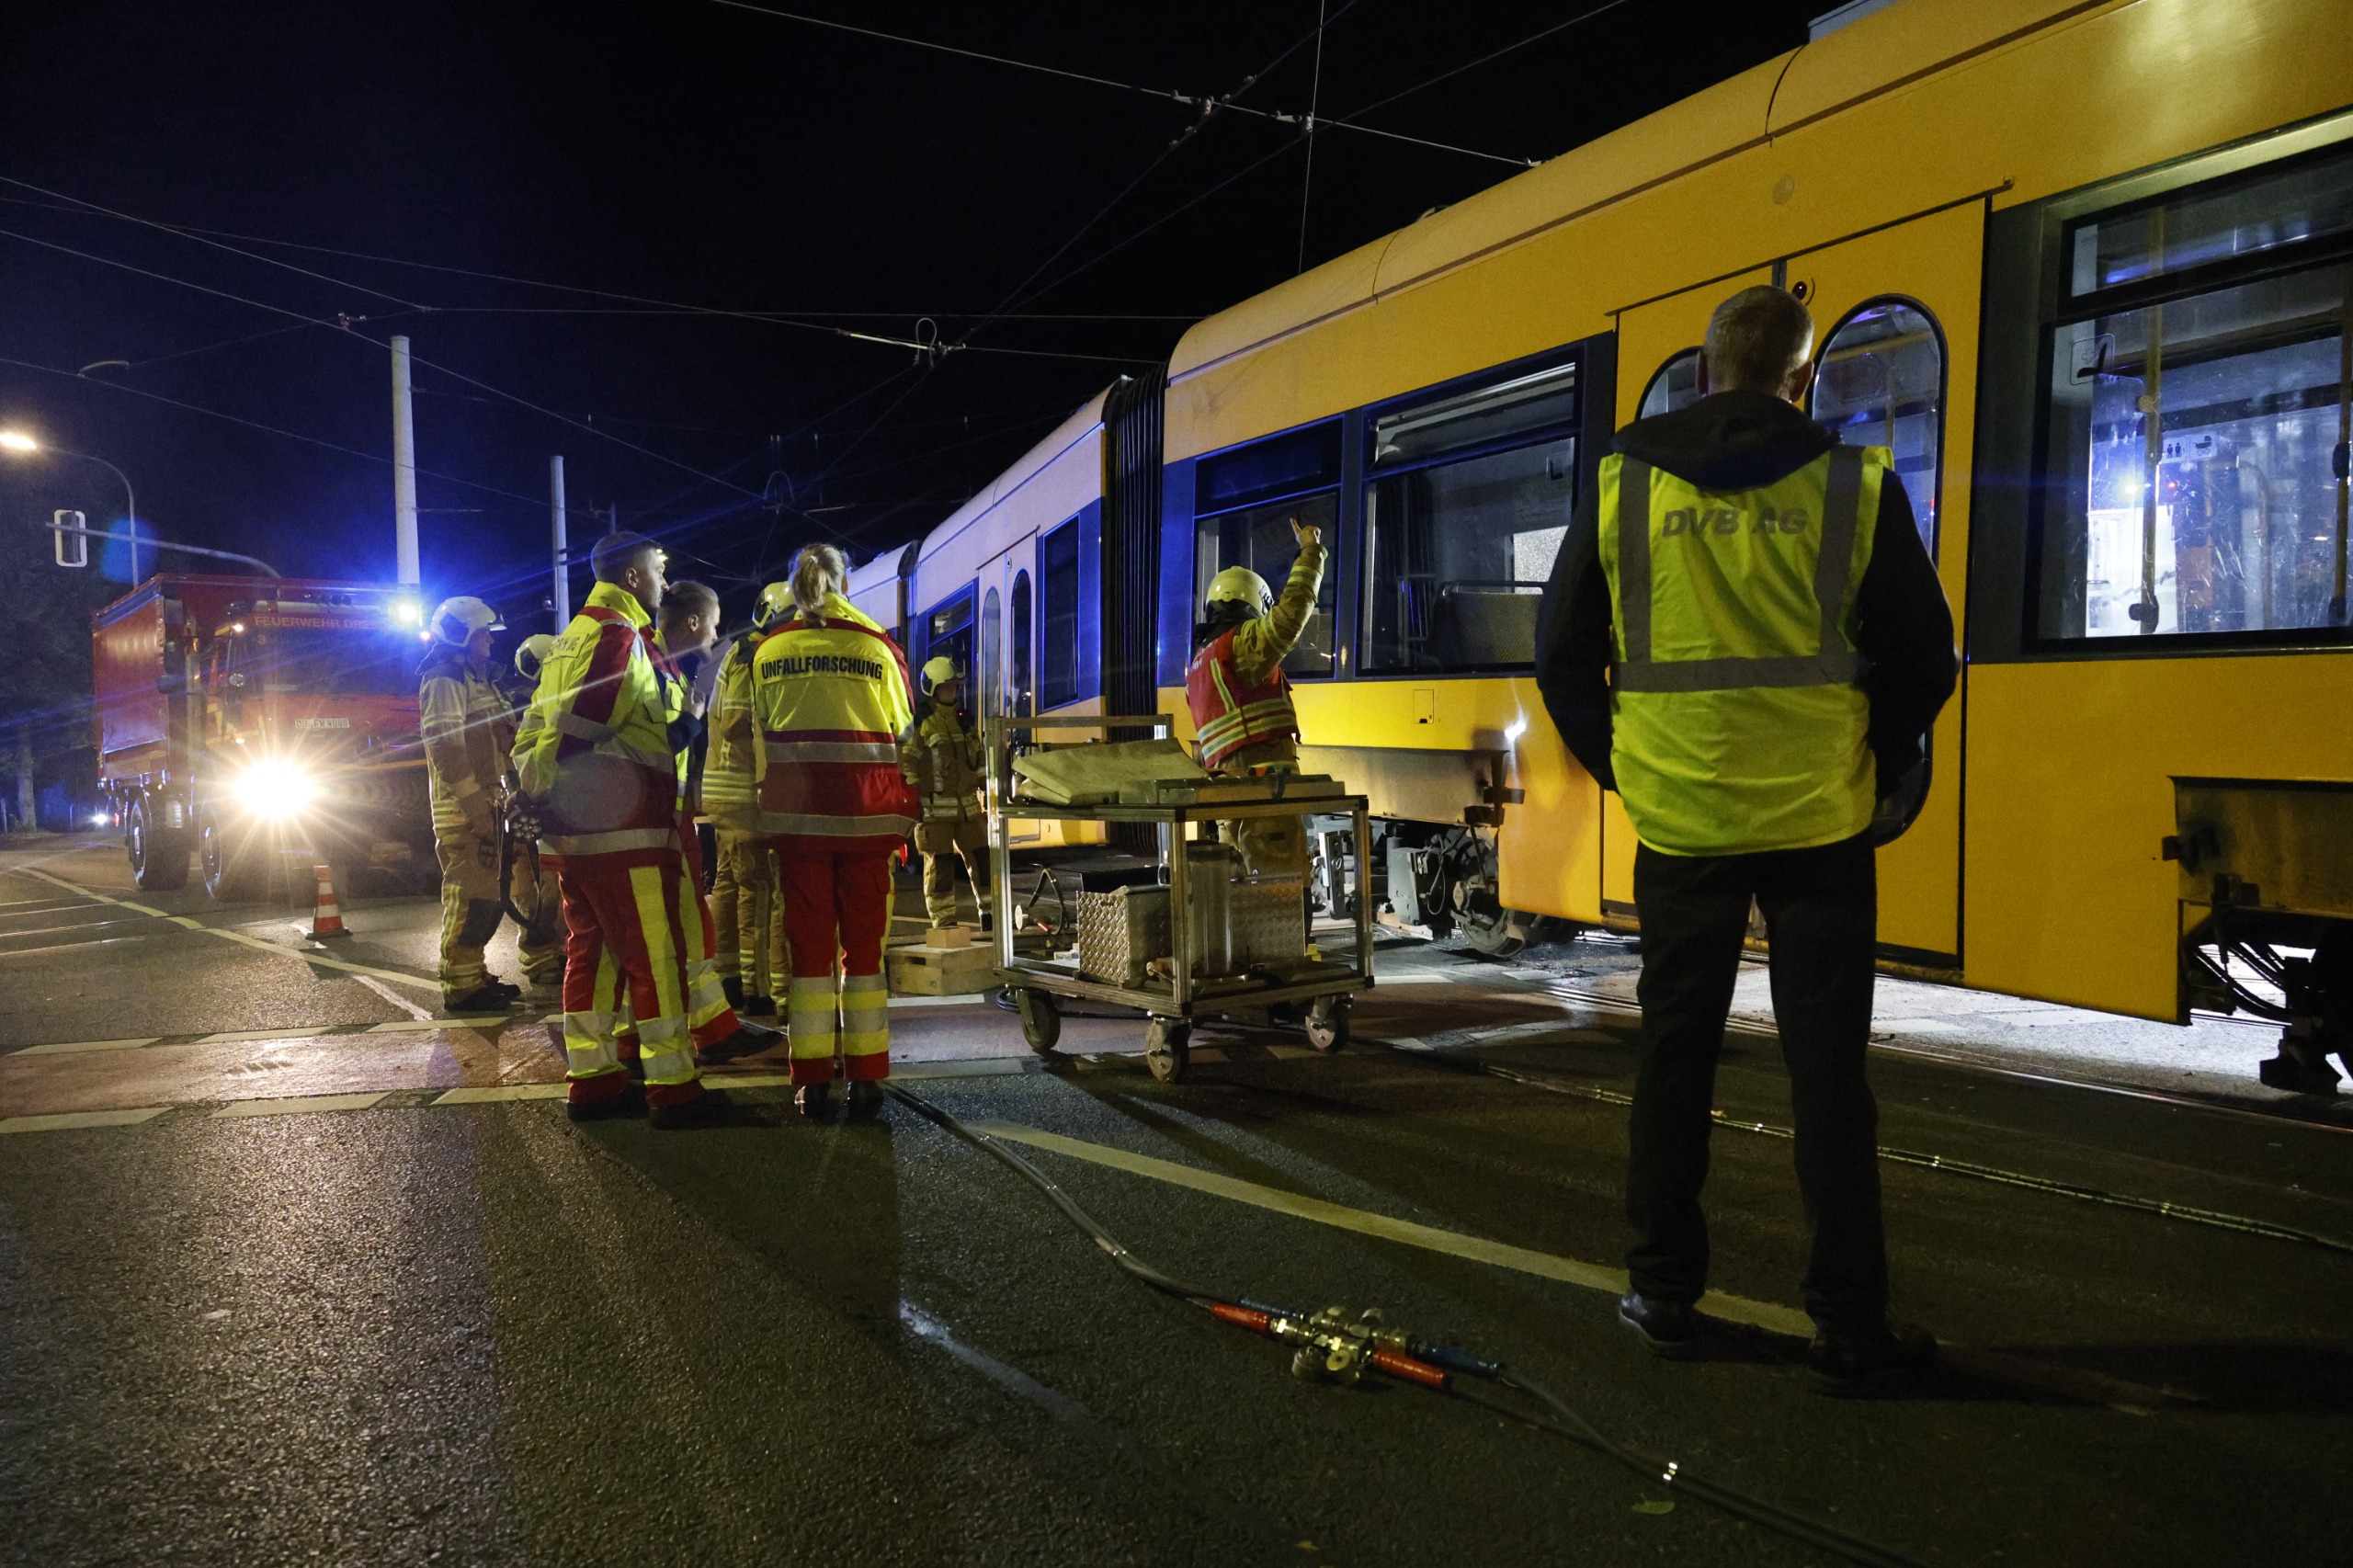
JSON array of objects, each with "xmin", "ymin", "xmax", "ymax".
[
  {"xmin": 418, "ymin": 650, "xmax": 505, "ymax": 835},
  {"xmin": 1597, "ymin": 443, "xmax": 1885, "ymax": 857},
  {"xmin": 905, "ymin": 699, "xmax": 983, "ymax": 820},
  {"xmin": 751, "ymin": 593, "xmax": 918, "ymax": 848},
  {"xmin": 653, "ymin": 633, "xmax": 693, "ymax": 813},
  {"xmin": 700, "ymin": 631, "xmax": 761, "ymax": 831},
  {"xmin": 1185, "ymin": 538, "xmax": 1323, "ymax": 770},
  {"xmin": 512, "ymin": 582, "xmax": 677, "ymax": 858}
]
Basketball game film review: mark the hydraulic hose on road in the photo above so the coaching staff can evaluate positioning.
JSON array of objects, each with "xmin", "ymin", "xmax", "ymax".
[{"xmin": 886, "ymin": 1082, "xmax": 1929, "ymax": 1568}]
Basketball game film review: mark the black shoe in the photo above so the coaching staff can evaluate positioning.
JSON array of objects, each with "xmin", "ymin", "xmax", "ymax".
[
  {"xmin": 696, "ymin": 1026, "xmax": 772, "ymax": 1065},
  {"xmin": 794, "ymin": 1083, "xmax": 832, "ymax": 1119},
  {"xmin": 649, "ymin": 1086, "xmax": 732, "ymax": 1131},
  {"xmin": 722, "ymin": 976, "xmax": 746, "ymax": 1010},
  {"xmin": 483, "ymin": 979, "xmax": 524, "ymax": 1003},
  {"xmin": 1618, "ymin": 1290, "xmax": 1700, "ymax": 1359},
  {"xmin": 564, "ymin": 1083, "xmax": 642, "ymax": 1122},
  {"xmin": 446, "ymin": 985, "xmax": 519, "ymax": 1014},
  {"xmin": 742, "ymin": 994, "xmax": 778, "ymax": 1018},
  {"xmin": 845, "ymin": 1080, "xmax": 885, "ymax": 1119},
  {"xmin": 1807, "ymin": 1319, "xmax": 1937, "ymax": 1396},
  {"xmin": 622, "ymin": 1054, "xmax": 646, "ymax": 1081}
]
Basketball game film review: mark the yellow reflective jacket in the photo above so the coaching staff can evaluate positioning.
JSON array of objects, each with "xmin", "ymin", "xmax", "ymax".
[
  {"xmin": 1597, "ymin": 444, "xmax": 1884, "ymax": 856},
  {"xmin": 511, "ymin": 582, "xmax": 677, "ymax": 858},
  {"xmin": 700, "ymin": 631, "xmax": 761, "ymax": 832},
  {"xmin": 418, "ymin": 649, "xmax": 505, "ymax": 835},
  {"xmin": 904, "ymin": 699, "xmax": 983, "ymax": 821},
  {"xmin": 750, "ymin": 593, "xmax": 918, "ymax": 847}
]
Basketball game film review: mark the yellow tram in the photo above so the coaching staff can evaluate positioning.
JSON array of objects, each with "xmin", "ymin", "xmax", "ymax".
[{"xmin": 905, "ymin": 0, "xmax": 2353, "ymax": 1073}]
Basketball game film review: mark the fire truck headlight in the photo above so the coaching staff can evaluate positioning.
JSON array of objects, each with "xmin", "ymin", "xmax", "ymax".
[{"xmin": 232, "ymin": 761, "xmax": 319, "ymax": 818}]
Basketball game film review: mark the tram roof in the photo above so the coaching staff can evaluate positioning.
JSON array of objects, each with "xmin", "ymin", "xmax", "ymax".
[
  {"xmin": 1165, "ymin": 0, "xmax": 2081, "ymax": 384},
  {"xmin": 915, "ymin": 388, "xmax": 1110, "ymax": 562}
]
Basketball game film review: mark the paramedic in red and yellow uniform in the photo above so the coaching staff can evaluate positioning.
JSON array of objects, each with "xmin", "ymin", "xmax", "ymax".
[{"xmin": 751, "ymin": 542, "xmax": 918, "ymax": 1120}]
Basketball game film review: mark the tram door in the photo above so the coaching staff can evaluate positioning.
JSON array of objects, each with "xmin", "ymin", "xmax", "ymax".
[
  {"xmin": 977, "ymin": 538, "xmax": 1047, "ymax": 843},
  {"xmin": 1790, "ymin": 202, "xmax": 1979, "ymax": 964},
  {"xmin": 1604, "ymin": 267, "xmax": 1776, "ymax": 923}
]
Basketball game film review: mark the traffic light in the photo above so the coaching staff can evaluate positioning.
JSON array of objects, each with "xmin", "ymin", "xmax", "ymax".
[{"xmin": 52, "ymin": 510, "xmax": 86, "ymax": 569}]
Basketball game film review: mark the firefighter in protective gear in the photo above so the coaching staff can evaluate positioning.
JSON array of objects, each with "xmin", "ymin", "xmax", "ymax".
[
  {"xmin": 500, "ymin": 634, "xmax": 565, "ymax": 990},
  {"xmin": 648, "ymin": 580, "xmax": 769, "ymax": 1064},
  {"xmin": 1535, "ymin": 283, "xmax": 1955, "ymax": 1381},
  {"xmin": 706, "ymin": 583, "xmax": 792, "ymax": 1016},
  {"xmin": 511, "ymin": 531, "xmax": 725, "ymax": 1130},
  {"xmin": 904, "ymin": 654, "xmax": 991, "ymax": 928},
  {"xmin": 421, "ymin": 596, "xmax": 522, "ymax": 1012},
  {"xmin": 752, "ymin": 542, "xmax": 918, "ymax": 1120},
  {"xmin": 1184, "ymin": 518, "xmax": 1326, "ymax": 880}
]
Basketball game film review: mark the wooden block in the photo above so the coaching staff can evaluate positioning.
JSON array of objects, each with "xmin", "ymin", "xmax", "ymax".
[
  {"xmin": 926, "ymin": 925, "xmax": 971, "ymax": 949},
  {"xmin": 886, "ymin": 941, "xmax": 999, "ymax": 995}
]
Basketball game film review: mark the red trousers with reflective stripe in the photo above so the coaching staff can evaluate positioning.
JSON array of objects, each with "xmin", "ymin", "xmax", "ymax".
[
  {"xmin": 551, "ymin": 848, "xmax": 704, "ymax": 1108},
  {"xmin": 774, "ymin": 844, "xmax": 896, "ymax": 1085}
]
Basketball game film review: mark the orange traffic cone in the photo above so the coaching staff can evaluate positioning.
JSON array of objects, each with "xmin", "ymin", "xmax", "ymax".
[{"xmin": 308, "ymin": 863, "xmax": 350, "ymax": 938}]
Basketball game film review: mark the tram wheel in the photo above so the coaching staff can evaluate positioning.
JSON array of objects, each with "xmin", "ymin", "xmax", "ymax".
[
  {"xmin": 1144, "ymin": 1018, "xmax": 1189, "ymax": 1083},
  {"xmin": 1016, "ymin": 988, "xmax": 1061, "ymax": 1055}
]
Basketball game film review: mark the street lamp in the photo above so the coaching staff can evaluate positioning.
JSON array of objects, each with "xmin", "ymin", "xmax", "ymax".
[{"xmin": 0, "ymin": 429, "xmax": 142, "ymax": 577}]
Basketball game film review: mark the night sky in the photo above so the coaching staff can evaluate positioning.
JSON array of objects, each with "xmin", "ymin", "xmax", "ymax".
[{"xmin": 1, "ymin": 0, "xmax": 1826, "ymax": 629}]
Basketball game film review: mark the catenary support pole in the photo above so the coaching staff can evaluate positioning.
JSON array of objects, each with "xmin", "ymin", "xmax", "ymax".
[
  {"xmin": 549, "ymin": 455, "xmax": 570, "ymax": 629},
  {"xmin": 390, "ymin": 335, "xmax": 420, "ymax": 587}
]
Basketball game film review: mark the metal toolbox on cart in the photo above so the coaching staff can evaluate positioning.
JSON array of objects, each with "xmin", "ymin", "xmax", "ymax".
[{"xmin": 1077, "ymin": 884, "xmax": 1171, "ymax": 986}]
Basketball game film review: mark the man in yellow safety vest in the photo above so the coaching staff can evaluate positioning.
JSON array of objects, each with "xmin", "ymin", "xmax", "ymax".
[{"xmin": 1536, "ymin": 284, "xmax": 1955, "ymax": 1392}]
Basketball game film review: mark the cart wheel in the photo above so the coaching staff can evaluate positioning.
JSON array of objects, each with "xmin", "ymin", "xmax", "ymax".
[
  {"xmin": 1304, "ymin": 995, "xmax": 1349, "ymax": 1053},
  {"xmin": 1016, "ymin": 988, "xmax": 1061, "ymax": 1056},
  {"xmin": 1144, "ymin": 1018, "xmax": 1190, "ymax": 1084}
]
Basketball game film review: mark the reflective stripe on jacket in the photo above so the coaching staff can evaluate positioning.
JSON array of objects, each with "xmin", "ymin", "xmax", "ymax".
[
  {"xmin": 751, "ymin": 593, "xmax": 918, "ymax": 847},
  {"xmin": 512, "ymin": 581, "xmax": 677, "ymax": 858},
  {"xmin": 1597, "ymin": 443, "xmax": 1884, "ymax": 857},
  {"xmin": 418, "ymin": 651, "xmax": 505, "ymax": 835},
  {"xmin": 700, "ymin": 632, "xmax": 760, "ymax": 826},
  {"xmin": 1187, "ymin": 629, "xmax": 1299, "ymax": 769}
]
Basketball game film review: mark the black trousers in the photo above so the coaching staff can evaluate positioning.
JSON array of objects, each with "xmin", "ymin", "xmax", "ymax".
[{"xmin": 1626, "ymin": 832, "xmax": 1889, "ymax": 1333}]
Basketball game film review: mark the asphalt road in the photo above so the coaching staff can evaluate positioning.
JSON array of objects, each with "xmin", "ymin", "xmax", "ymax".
[{"xmin": 2, "ymin": 835, "xmax": 2348, "ymax": 1566}]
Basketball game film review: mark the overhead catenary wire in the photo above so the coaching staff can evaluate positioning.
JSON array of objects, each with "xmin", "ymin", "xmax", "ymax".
[{"xmin": 701, "ymin": 0, "xmax": 1533, "ymax": 167}]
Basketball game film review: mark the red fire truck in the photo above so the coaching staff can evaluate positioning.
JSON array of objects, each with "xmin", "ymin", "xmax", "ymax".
[{"xmin": 93, "ymin": 574, "xmax": 438, "ymax": 901}]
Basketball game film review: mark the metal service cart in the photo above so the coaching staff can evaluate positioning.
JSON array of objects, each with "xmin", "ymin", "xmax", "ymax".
[{"xmin": 984, "ymin": 715, "xmax": 1375, "ymax": 1084}]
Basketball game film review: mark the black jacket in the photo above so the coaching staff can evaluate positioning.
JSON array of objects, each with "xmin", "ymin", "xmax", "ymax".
[{"xmin": 1534, "ymin": 390, "xmax": 1957, "ymax": 795}]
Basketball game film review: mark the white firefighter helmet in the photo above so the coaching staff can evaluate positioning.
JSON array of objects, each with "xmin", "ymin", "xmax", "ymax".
[
  {"xmin": 1205, "ymin": 565, "xmax": 1273, "ymax": 617},
  {"xmin": 753, "ymin": 581, "xmax": 794, "ymax": 629},
  {"xmin": 920, "ymin": 655, "xmax": 961, "ymax": 696},
  {"xmin": 430, "ymin": 596, "xmax": 505, "ymax": 646},
  {"xmin": 514, "ymin": 633, "xmax": 558, "ymax": 684}
]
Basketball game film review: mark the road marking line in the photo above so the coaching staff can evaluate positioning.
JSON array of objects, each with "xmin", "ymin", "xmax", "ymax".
[
  {"xmin": 11, "ymin": 1037, "xmax": 163, "ymax": 1056},
  {"xmin": 0, "ymin": 1106, "xmax": 171, "ymax": 1134},
  {"xmin": 434, "ymin": 1084, "xmax": 568, "ymax": 1104},
  {"xmin": 10, "ymin": 868, "xmax": 442, "ymax": 993},
  {"xmin": 962, "ymin": 1117, "xmax": 1817, "ymax": 1340},
  {"xmin": 0, "ymin": 915, "xmax": 153, "ymax": 938},
  {"xmin": 0, "ymin": 934, "xmax": 169, "ymax": 959},
  {"xmin": 366, "ymin": 1016, "xmax": 516, "ymax": 1033},
  {"xmin": 212, "ymin": 1091, "xmax": 391, "ymax": 1119},
  {"xmin": 196, "ymin": 1027, "xmax": 343, "ymax": 1045}
]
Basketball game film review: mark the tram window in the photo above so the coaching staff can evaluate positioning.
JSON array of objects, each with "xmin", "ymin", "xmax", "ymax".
[
  {"xmin": 2070, "ymin": 147, "xmax": 2353, "ymax": 297},
  {"xmin": 1039, "ymin": 517, "xmax": 1080, "ymax": 709},
  {"xmin": 1810, "ymin": 300, "xmax": 1944, "ymax": 555},
  {"xmin": 2038, "ymin": 266, "xmax": 2349, "ymax": 640},
  {"xmin": 1009, "ymin": 569, "xmax": 1033, "ymax": 718},
  {"xmin": 980, "ymin": 587, "xmax": 1002, "ymax": 716},
  {"xmin": 1196, "ymin": 422, "xmax": 1341, "ymax": 513},
  {"xmin": 1363, "ymin": 361, "xmax": 1578, "ymax": 673},
  {"xmin": 1193, "ymin": 491, "xmax": 1338, "ymax": 677},
  {"xmin": 1639, "ymin": 348, "xmax": 1703, "ymax": 418}
]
